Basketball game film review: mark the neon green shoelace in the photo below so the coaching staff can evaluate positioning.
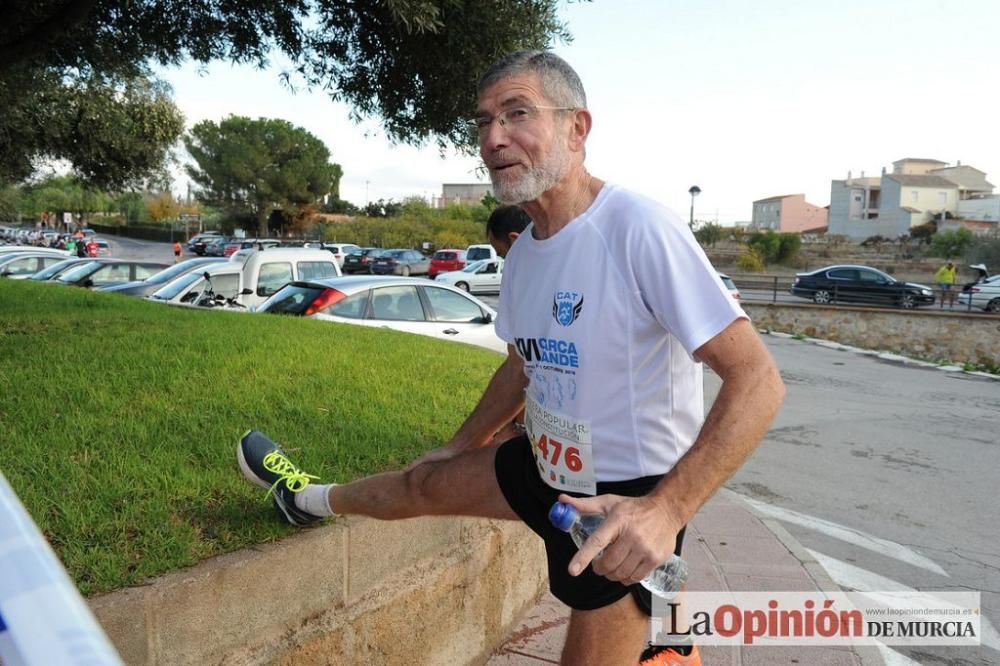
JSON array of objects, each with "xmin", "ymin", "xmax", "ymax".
[{"xmin": 262, "ymin": 450, "xmax": 319, "ymax": 496}]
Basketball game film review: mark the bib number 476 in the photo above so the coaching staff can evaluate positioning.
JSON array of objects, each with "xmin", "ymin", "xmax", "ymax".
[{"xmin": 536, "ymin": 434, "xmax": 583, "ymax": 472}]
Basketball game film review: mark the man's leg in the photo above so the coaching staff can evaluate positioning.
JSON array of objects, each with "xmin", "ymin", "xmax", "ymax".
[
  {"xmin": 238, "ymin": 431, "xmax": 517, "ymax": 523},
  {"xmin": 559, "ymin": 594, "xmax": 648, "ymax": 665},
  {"xmin": 328, "ymin": 443, "xmax": 517, "ymax": 521}
]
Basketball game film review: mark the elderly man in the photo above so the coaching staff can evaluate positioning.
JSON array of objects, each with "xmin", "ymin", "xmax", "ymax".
[{"xmin": 238, "ymin": 50, "xmax": 784, "ymax": 665}]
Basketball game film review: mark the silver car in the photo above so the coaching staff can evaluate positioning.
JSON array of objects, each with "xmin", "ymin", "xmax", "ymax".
[
  {"xmin": 256, "ymin": 275, "xmax": 504, "ymax": 354},
  {"xmin": 957, "ymin": 275, "xmax": 1000, "ymax": 313}
]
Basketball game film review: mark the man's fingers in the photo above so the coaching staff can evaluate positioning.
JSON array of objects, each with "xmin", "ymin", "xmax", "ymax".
[{"xmin": 567, "ymin": 519, "xmax": 618, "ymax": 576}]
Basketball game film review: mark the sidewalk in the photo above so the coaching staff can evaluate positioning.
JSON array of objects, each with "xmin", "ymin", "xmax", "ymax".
[{"xmin": 487, "ymin": 489, "xmax": 883, "ymax": 665}]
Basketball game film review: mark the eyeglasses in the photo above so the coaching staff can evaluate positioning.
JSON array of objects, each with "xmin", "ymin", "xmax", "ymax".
[{"xmin": 467, "ymin": 105, "xmax": 576, "ymax": 136}]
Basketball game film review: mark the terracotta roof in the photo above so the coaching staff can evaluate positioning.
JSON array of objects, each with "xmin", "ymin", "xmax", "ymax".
[{"xmin": 753, "ymin": 194, "xmax": 802, "ymax": 204}]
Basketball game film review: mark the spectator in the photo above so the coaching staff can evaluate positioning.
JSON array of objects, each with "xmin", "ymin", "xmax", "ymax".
[{"xmin": 934, "ymin": 261, "xmax": 957, "ymax": 309}]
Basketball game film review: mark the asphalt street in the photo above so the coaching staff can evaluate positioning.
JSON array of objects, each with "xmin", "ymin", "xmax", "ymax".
[{"xmin": 714, "ymin": 337, "xmax": 999, "ymax": 666}]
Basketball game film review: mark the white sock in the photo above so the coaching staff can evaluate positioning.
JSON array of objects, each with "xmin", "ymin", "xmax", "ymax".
[{"xmin": 294, "ymin": 483, "xmax": 338, "ymax": 517}]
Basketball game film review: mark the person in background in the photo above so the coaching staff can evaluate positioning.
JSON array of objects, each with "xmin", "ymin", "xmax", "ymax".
[
  {"xmin": 486, "ymin": 205, "xmax": 531, "ymax": 258},
  {"xmin": 934, "ymin": 261, "xmax": 957, "ymax": 309},
  {"xmin": 173, "ymin": 241, "xmax": 183, "ymax": 263}
]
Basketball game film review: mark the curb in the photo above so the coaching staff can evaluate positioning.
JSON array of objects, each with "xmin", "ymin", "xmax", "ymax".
[{"xmin": 761, "ymin": 329, "xmax": 1000, "ymax": 381}]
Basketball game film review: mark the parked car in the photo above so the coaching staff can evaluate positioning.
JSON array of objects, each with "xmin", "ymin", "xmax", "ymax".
[
  {"xmin": 0, "ymin": 253, "xmax": 70, "ymax": 278},
  {"xmin": 222, "ymin": 238, "xmax": 280, "ymax": 257},
  {"xmin": 428, "ymin": 249, "xmax": 467, "ymax": 278},
  {"xmin": 435, "ymin": 258, "xmax": 504, "ymax": 294},
  {"xmin": 370, "ymin": 249, "xmax": 430, "ymax": 276},
  {"xmin": 0, "ymin": 245, "xmax": 69, "ymax": 257},
  {"xmin": 97, "ymin": 257, "xmax": 228, "ymax": 296},
  {"xmin": 342, "ymin": 247, "xmax": 385, "ymax": 274},
  {"xmin": 26, "ymin": 258, "xmax": 94, "ymax": 282},
  {"xmin": 150, "ymin": 248, "xmax": 341, "ymax": 308},
  {"xmin": 54, "ymin": 259, "xmax": 170, "ymax": 288},
  {"xmin": 188, "ymin": 232, "xmax": 223, "ymax": 255},
  {"xmin": 718, "ymin": 272, "xmax": 740, "ymax": 301},
  {"xmin": 321, "ymin": 243, "xmax": 361, "ymax": 268},
  {"xmin": 957, "ymin": 275, "xmax": 1000, "ymax": 313},
  {"xmin": 465, "ymin": 244, "xmax": 498, "ymax": 263},
  {"xmin": 790, "ymin": 265, "xmax": 935, "ymax": 308},
  {"xmin": 203, "ymin": 236, "xmax": 232, "ymax": 256},
  {"xmin": 256, "ymin": 276, "xmax": 504, "ymax": 353}
]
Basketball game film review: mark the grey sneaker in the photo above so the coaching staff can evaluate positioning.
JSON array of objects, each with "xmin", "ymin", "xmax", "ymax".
[{"xmin": 237, "ymin": 430, "xmax": 323, "ymax": 526}]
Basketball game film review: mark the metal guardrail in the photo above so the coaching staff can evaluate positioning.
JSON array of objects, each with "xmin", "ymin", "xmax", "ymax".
[{"xmin": 730, "ymin": 274, "xmax": 992, "ymax": 314}]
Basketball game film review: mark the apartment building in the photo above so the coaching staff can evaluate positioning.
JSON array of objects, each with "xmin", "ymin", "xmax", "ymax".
[
  {"xmin": 827, "ymin": 158, "xmax": 995, "ymax": 239},
  {"xmin": 751, "ymin": 194, "xmax": 828, "ymax": 233}
]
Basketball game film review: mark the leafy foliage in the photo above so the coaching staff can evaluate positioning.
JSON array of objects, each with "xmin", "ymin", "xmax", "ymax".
[
  {"xmin": 747, "ymin": 230, "xmax": 801, "ymax": 265},
  {"xmin": 694, "ymin": 222, "xmax": 724, "ymax": 247},
  {"xmin": 1, "ymin": 0, "xmax": 573, "ymax": 186},
  {"xmin": 929, "ymin": 228, "xmax": 973, "ymax": 258},
  {"xmin": 184, "ymin": 116, "xmax": 341, "ymax": 236},
  {"xmin": 736, "ymin": 247, "xmax": 766, "ymax": 273},
  {"xmin": 0, "ymin": 71, "xmax": 184, "ymax": 188}
]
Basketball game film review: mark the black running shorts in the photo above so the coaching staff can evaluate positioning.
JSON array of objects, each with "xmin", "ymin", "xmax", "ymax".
[{"xmin": 494, "ymin": 435, "xmax": 686, "ymax": 614}]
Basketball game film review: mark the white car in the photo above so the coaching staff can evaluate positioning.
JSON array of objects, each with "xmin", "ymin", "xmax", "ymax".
[
  {"xmin": 150, "ymin": 248, "xmax": 341, "ymax": 308},
  {"xmin": 957, "ymin": 275, "xmax": 1000, "ymax": 313},
  {"xmin": 256, "ymin": 276, "xmax": 505, "ymax": 354},
  {"xmin": 434, "ymin": 258, "xmax": 504, "ymax": 294},
  {"xmin": 321, "ymin": 243, "xmax": 361, "ymax": 268}
]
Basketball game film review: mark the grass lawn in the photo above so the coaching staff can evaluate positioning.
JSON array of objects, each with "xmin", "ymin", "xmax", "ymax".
[{"xmin": 0, "ymin": 279, "xmax": 503, "ymax": 595}]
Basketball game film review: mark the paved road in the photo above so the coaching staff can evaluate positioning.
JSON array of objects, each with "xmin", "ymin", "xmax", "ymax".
[{"xmin": 714, "ymin": 336, "xmax": 999, "ymax": 666}]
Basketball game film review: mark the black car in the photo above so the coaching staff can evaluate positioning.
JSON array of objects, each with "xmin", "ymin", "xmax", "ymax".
[
  {"xmin": 341, "ymin": 248, "xmax": 385, "ymax": 274},
  {"xmin": 790, "ymin": 265, "xmax": 935, "ymax": 309}
]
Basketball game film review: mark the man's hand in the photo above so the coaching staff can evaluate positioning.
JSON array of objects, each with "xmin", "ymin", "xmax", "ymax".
[
  {"xmin": 559, "ymin": 492, "xmax": 683, "ymax": 586},
  {"xmin": 405, "ymin": 444, "xmax": 465, "ymax": 471}
]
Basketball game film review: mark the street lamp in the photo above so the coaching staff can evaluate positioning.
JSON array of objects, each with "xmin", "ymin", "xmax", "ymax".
[{"xmin": 688, "ymin": 185, "xmax": 701, "ymax": 230}]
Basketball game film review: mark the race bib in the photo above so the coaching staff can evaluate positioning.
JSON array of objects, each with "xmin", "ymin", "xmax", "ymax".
[{"xmin": 525, "ymin": 393, "xmax": 596, "ymax": 495}]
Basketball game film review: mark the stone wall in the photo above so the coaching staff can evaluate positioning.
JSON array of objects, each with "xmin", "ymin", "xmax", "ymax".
[
  {"xmin": 743, "ymin": 302, "xmax": 1000, "ymax": 366},
  {"xmin": 88, "ymin": 516, "xmax": 546, "ymax": 665}
]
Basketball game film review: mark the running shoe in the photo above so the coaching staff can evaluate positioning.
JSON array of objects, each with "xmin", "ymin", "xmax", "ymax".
[
  {"xmin": 638, "ymin": 644, "xmax": 701, "ymax": 666},
  {"xmin": 237, "ymin": 429, "xmax": 323, "ymax": 526}
]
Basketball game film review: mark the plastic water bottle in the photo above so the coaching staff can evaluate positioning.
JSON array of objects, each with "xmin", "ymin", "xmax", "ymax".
[{"xmin": 548, "ymin": 501, "xmax": 688, "ymax": 599}]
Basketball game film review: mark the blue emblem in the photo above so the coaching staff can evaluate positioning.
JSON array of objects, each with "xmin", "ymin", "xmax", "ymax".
[{"xmin": 552, "ymin": 291, "xmax": 584, "ymax": 327}]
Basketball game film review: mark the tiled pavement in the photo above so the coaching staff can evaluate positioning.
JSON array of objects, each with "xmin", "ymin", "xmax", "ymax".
[{"xmin": 487, "ymin": 490, "xmax": 883, "ymax": 665}]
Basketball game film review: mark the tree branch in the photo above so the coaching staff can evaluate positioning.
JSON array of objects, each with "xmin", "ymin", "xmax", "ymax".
[{"xmin": 0, "ymin": 0, "xmax": 102, "ymax": 72}]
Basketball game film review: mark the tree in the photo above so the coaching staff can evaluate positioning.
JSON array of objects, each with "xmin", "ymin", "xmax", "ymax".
[
  {"xmin": 0, "ymin": 70, "xmax": 184, "ymax": 188},
  {"xmin": 146, "ymin": 192, "xmax": 181, "ymax": 223},
  {"xmin": 930, "ymin": 228, "xmax": 973, "ymax": 258},
  {"xmin": 185, "ymin": 116, "xmax": 340, "ymax": 237},
  {"xmin": 694, "ymin": 222, "xmax": 724, "ymax": 247},
  {"xmin": 1, "ymin": 1, "xmax": 573, "ymax": 185}
]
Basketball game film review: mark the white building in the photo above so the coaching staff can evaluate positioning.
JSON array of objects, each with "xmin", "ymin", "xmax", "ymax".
[
  {"xmin": 827, "ymin": 158, "xmax": 994, "ymax": 239},
  {"xmin": 437, "ymin": 183, "xmax": 493, "ymax": 208}
]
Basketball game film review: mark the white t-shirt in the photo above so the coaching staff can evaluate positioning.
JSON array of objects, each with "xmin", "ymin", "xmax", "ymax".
[{"xmin": 495, "ymin": 184, "xmax": 746, "ymax": 483}]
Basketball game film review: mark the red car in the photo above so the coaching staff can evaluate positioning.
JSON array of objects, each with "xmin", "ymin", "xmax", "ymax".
[{"xmin": 429, "ymin": 249, "xmax": 466, "ymax": 278}]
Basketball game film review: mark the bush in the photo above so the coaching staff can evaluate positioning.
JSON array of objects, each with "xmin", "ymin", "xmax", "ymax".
[
  {"xmin": 776, "ymin": 233, "xmax": 801, "ymax": 264},
  {"xmin": 963, "ymin": 235, "xmax": 1000, "ymax": 270},
  {"xmin": 694, "ymin": 222, "xmax": 724, "ymax": 247},
  {"xmin": 736, "ymin": 247, "xmax": 766, "ymax": 272},
  {"xmin": 930, "ymin": 228, "xmax": 973, "ymax": 258},
  {"xmin": 747, "ymin": 230, "xmax": 801, "ymax": 265}
]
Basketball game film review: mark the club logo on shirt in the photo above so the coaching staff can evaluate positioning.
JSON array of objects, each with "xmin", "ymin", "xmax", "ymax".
[{"xmin": 552, "ymin": 291, "xmax": 584, "ymax": 327}]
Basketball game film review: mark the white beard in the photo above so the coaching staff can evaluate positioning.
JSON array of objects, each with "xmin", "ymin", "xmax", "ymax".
[{"xmin": 490, "ymin": 141, "xmax": 572, "ymax": 205}]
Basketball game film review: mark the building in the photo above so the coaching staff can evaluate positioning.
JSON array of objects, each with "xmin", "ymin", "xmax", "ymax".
[
  {"xmin": 751, "ymin": 194, "xmax": 828, "ymax": 233},
  {"xmin": 437, "ymin": 183, "xmax": 493, "ymax": 208},
  {"xmin": 827, "ymin": 158, "xmax": 995, "ymax": 239}
]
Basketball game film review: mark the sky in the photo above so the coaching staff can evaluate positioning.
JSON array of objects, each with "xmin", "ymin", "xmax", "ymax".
[{"xmin": 158, "ymin": 0, "xmax": 1000, "ymax": 225}]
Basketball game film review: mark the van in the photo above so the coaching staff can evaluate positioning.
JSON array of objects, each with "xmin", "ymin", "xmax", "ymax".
[
  {"xmin": 465, "ymin": 244, "xmax": 497, "ymax": 263},
  {"xmin": 153, "ymin": 249, "xmax": 341, "ymax": 308}
]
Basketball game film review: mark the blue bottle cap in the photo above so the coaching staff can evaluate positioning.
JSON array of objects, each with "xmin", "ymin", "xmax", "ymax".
[{"xmin": 548, "ymin": 502, "xmax": 579, "ymax": 532}]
